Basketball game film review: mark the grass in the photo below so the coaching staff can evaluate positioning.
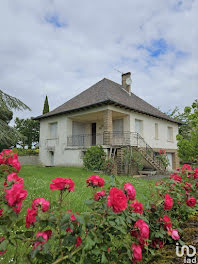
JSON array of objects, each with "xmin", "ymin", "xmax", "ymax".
[{"xmin": 18, "ymin": 165, "xmax": 157, "ymax": 213}]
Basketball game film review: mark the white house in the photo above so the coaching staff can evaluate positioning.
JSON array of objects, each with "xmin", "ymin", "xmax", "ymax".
[{"xmin": 35, "ymin": 72, "xmax": 181, "ymax": 174}]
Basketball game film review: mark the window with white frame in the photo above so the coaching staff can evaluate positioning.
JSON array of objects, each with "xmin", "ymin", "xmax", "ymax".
[
  {"xmin": 155, "ymin": 123, "xmax": 159, "ymax": 139},
  {"xmin": 50, "ymin": 122, "xmax": 58, "ymax": 138},
  {"xmin": 167, "ymin": 126, "xmax": 173, "ymax": 141}
]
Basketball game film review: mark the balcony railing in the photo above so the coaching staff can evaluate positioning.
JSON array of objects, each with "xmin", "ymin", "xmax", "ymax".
[
  {"xmin": 67, "ymin": 132, "xmax": 165, "ymax": 170},
  {"xmin": 67, "ymin": 132, "xmax": 139, "ymax": 147},
  {"xmin": 67, "ymin": 134, "xmax": 104, "ymax": 147}
]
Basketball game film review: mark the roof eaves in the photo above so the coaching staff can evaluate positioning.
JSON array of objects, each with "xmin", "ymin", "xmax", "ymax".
[{"xmin": 34, "ymin": 99, "xmax": 182, "ymax": 124}]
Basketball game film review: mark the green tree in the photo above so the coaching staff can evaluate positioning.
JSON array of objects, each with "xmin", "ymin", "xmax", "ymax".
[
  {"xmin": 14, "ymin": 118, "xmax": 40, "ymax": 149},
  {"xmin": 43, "ymin": 95, "xmax": 49, "ymax": 114},
  {"xmin": 168, "ymin": 99, "xmax": 198, "ymax": 163},
  {"xmin": 0, "ymin": 90, "xmax": 30, "ymax": 150}
]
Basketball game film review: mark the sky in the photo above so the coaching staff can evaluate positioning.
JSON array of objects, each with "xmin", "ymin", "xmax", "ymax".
[{"xmin": 0, "ymin": 0, "xmax": 197, "ymax": 122}]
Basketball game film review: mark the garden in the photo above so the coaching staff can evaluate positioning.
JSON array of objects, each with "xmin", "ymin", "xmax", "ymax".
[{"xmin": 0, "ymin": 149, "xmax": 198, "ymax": 263}]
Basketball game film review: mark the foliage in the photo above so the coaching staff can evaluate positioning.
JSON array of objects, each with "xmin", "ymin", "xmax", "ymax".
[
  {"xmin": 131, "ymin": 151, "xmax": 144, "ymax": 171},
  {"xmin": 167, "ymin": 100, "xmax": 198, "ymax": 163},
  {"xmin": 177, "ymin": 129, "xmax": 198, "ymax": 164},
  {"xmin": 103, "ymin": 158, "xmax": 115, "ymax": 175},
  {"xmin": 12, "ymin": 148, "xmax": 39, "ymax": 156},
  {"xmin": 83, "ymin": 145, "xmax": 106, "ymax": 171},
  {"xmin": 0, "ymin": 90, "xmax": 30, "ymax": 150},
  {"xmin": 42, "ymin": 95, "xmax": 49, "ymax": 115},
  {"xmin": 0, "ymin": 150, "xmax": 198, "ymax": 263},
  {"xmin": 14, "ymin": 118, "xmax": 40, "ymax": 149},
  {"xmin": 123, "ymin": 148, "xmax": 144, "ymax": 173},
  {"xmin": 155, "ymin": 150, "xmax": 170, "ymax": 168}
]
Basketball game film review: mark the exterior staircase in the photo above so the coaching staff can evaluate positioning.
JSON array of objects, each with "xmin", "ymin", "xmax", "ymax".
[
  {"xmin": 137, "ymin": 147, "xmax": 166, "ymax": 171},
  {"xmin": 132, "ymin": 133, "xmax": 166, "ymax": 172}
]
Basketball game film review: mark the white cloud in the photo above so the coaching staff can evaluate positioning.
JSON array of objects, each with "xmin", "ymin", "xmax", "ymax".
[{"xmin": 0, "ymin": 0, "xmax": 197, "ymax": 122}]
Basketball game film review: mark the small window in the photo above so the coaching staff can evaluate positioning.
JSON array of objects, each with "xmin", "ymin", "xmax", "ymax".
[
  {"xmin": 167, "ymin": 126, "xmax": 173, "ymax": 141},
  {"xmin": 135, "ymin": 119, "xmax": 143, "ymax": 136},
  {"xmin": 155, "ymin": 123, "xmax": 159, "ymax": 139},
  {"xmin": 50, "ymin": 122, "xmax": 58, "ymax": 138}
]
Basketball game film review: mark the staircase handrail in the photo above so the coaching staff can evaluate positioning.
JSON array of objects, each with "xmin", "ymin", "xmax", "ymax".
[{"xmin": 131, "ymin": 132, "xmax": 165, "ymax": 170}]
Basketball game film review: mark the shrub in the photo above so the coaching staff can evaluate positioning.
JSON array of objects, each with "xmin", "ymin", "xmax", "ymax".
[
  {"xmin": 83, "ymin": 145, "xmax": 106, "ymax": 171},
  {"xmin": 0, "ymin": 149, "xmax": 198, "ymax": 263},
  {"xmin": 12, "ymin": 147, "xmax": 39, "ymax": 156}
]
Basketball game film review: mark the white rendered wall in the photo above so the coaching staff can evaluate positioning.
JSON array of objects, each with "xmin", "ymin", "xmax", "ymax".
[
  {"xmin": 129, "ymin": 111, "xmax": 178, "ymax": 149},
  {"xmin": 39, "ymin": 105, "xmax": 179, "ymax": 167}
]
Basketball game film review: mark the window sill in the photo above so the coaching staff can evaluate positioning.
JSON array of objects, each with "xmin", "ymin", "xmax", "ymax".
[{"xmin": 167, "ymin": 140, "xmax": 174, "ymax": 143}]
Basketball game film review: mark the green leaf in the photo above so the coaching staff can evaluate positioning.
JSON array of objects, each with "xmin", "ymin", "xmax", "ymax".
[
  {"xmin": 0, "ymin": 239, "xmax": 8, "ymax": 251},
  {"xmin": 84, "ymin": 200, "xmax": 94, "ymax": 206},
  {"xmin": 84, "ymin": 235, "xmax": 96, "ymax": 251},
  {"xmin": 101, "ymin": 252, "xmax": 108, "ymax": 263}
]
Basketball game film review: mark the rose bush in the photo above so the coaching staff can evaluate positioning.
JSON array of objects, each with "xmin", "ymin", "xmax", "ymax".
[{"xmin": 0, "ymin": 149, "xmax": 198, "ymax": 263}]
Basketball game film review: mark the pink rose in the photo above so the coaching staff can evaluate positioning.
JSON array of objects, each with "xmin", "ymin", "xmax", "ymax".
[
  {"xmin": 0, "ymin": 209, "xmax": 3, "ymax": 217},
  {"xmin": 67, "ymin": 210, "xmax": 80, "ymax": 224},
  {"xmin": 134, "ymin": 219, "xmax": 149, "ymax": 240},
  {"xmin": 130, "ymin": 200, "xmax": 143, "ymax": 214},
  {"xmin": 11, "ymin": 158, "xmax": 21, "ymax": 172},
  {"xmin": 107, "ymin": 187, "xmax": 127, "ymax": 213},
  {"xmin": 86, "ymin": 175, "xmax": 105, "ymax": 187},
  {"xmin": 160, "ymin": 149, "xmax": 165, "ymax": 155},
  {"xmin": 184, "ymin": 182, "xmax": 191, "ymax": 192},
  {"xmin": 32, "ymin": 198, "xmax": 50, "ymax": 212},
  {"xmin": 186, "ymin": 197, "xmax": 197, "ymax": 207},
  {"xmin": 26, "ymin": 208, "xmax": 37, "ymax": 228},
  {"xmin": 75, "ymin": 236, "xmax": 82, "ymax": 247},
  {"xmin": 7, "ymin": 173, "xmax": 23, "ymax": 184},
  {"xmin": 123, "ymin": 183, "xmax": 136, "ymax": 200},
  {"xmin": 50, "ymin": 178, "xmax": 75, "ymax": 191},
  {"xmin": 182, "ymin": 164, "xmax": 192, "ymax": 171},
  {"xmin": 152, "ymin": 238, "xmax": 164, "ymax": 249},
  {"xmin": 131, "ymin": 243, "xmax": 142, "ymax": 263},
  {"xmin": 171, "ymin": 229, "xmax": 180, "ymax": 240},
  {"xmin": 94, "ymin": 190, "xmax": 106, "ymax": 201},
  {"xmin": 194, "ymin": 168, "xmax": 198, "ymax": 179},
  {"xmin": 160, "ymin": 215, "xmax": 172, "ymax": 230},
  {"xmin": 170, "ymin": 173, "xmax": 182, "ymax": 183},
  {"xmin": 5, "ymin": 183, "xmax": 27, "ymax": 213},
  {"xmin": 34, "ymin": 230, "xmax": 52, "ymax": 249},
  {"xmin": 70, "ymin": 214, "xmax": 76, "ymax": 221},
  {"xmin": 164, "ymin": 194, "xmax": 173, "ymax": 210},
  {"xmin": 66, "ymin": 227, "xmax": 73, "ymax": 233}
]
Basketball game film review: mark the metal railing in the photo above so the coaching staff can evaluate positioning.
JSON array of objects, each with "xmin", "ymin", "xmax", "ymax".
[
  {"xmin": 132, "ymin": 133, "xmax": 165, "ymax": 170},
  {"xmin": 67, "ymin": 134, "xmax": 104, "ymax": 147},
  {"xmin": 66, "ymin": 132, "xmax": 165, "ymax": 170}
]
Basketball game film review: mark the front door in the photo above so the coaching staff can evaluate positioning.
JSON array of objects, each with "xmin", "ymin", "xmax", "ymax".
[{"xmin": 92, "ymin": 123, "xmax": 96, "ymax": 145}]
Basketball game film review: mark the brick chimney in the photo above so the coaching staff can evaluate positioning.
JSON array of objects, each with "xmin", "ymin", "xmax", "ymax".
[{"xmin": 122, "ymin": 72, "xmax": 131, "ymax": 94}]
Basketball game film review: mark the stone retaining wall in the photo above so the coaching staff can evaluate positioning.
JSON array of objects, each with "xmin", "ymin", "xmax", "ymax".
[{"xmin": 18, "ymin": 155, "xmax": 40, "ymax": 165}]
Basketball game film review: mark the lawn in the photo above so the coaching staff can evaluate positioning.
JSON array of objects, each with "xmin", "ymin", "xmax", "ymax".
[{"xmin": 19, "ymin": 165, "xmax": 157, "ymax": 214}]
